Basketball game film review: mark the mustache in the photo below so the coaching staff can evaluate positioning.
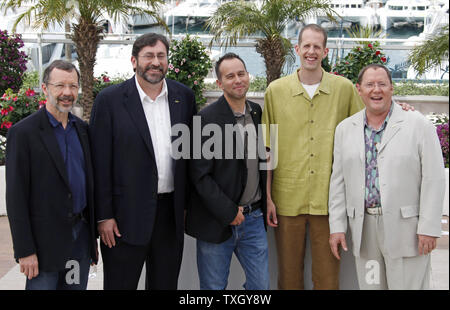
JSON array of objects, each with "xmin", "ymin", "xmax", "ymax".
[
  {"xmin": 145, "ymin": 65, "xmax": 164, "ymax": 73},
  {"xmin": 57, "ymin": 95, "xmax": 75, "ymax": 102}
]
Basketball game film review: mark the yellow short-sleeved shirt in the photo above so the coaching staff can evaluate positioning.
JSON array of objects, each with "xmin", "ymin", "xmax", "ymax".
[{"xmin": 262, "ymin": 68, "xmax": 364, "ymax": 216}]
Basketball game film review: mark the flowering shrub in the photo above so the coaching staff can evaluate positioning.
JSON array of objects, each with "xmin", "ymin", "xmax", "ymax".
[
  {"xmin": 0, "ymin": 88, "xmax": 45, "ymax": 135},
  {"xmin": 93, "ymin": 73, "xmax": 127, "ymax": 99},
  {"xmin": 0, "ymin": 29, "xmax": 28, "ymax": 95},
  {"xmin": 0, "ymin": 87, "xmax": 45, "ymax": 164},
  {"xmin": 167, "ymin": 35, "xmax": 212, "ymax": 108},
  {"xmin": 427, "ymin": 113, "xmax": 449, "ymax": 168},
  {"xmin": 332, "ymin": 42, "xmax": 388, "ymax": 84},
  {"xmin": 437, "ymin": 123, "xmax": 449, "ymax": 168}
]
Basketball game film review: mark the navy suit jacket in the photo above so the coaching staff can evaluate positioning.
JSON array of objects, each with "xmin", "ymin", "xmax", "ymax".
[
  {"xmin": 6, "ymin": 107, "xmax": 97, "ymax": 271},
  {"xmin": 89, "ymin": 77, "xmax": 196, "ymax": 245}
]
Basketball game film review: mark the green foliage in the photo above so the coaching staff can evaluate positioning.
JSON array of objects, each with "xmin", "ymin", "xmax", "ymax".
[
  {"xmin": 205, "ymin": 0, "xmax": 335, "ymax": 84},
  {"xmin": 393, "ymin": 81, "xmax": 449, "ymax": 96},
  {"xmin": 321, "ymin": 56, "xmax": 332, "ymax": 73},
  {"xmin": 0, "ymin": 87, "xmax": 46, "ymax": 164},
  {"xmin": 333, "ymin": 41, "xmax": 388, "ymax": 84},
  {"xmin": 0, "ymin": 29, "xmax": 28, "ymax": 95},
  {"xmin": 93, "ymin": 73, "xmax": 127, "ymax": 99},
  {"xmin": 408, "ymin": 25, "xmax": 449, "ymax": 76},
  {"xmin": 167, "ymin": 35, "xmax": 212, "ymax": 109},
  {"xmin": 21, "ymin": 71, "xmax": 40, "ymax": 90}
]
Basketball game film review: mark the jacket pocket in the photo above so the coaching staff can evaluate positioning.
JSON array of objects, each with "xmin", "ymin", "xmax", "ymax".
[{"xmin": 400, "ymin": 205, "xmax": 419, "ymax": 218}]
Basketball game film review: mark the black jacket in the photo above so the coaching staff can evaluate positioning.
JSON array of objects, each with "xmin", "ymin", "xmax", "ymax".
[
  {"xmin": 6, "ymin": 107, "xmax": 97, "ymax": 271},
  {"xmin": 89, "ymin": 77, "xmax": 196, "ymax": 245},
  {"xmin": 186, "ymin": 96, "xmax": 267, "ymax": 243}
]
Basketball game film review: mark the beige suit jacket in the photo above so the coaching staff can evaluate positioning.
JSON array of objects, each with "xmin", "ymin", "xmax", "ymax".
[{"xmin": 329, "ymin": 103, "xmax": 445, "ymax": 259}]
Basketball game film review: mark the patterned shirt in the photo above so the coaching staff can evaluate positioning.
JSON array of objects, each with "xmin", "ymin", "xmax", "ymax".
[{"xmin": 363, "ymin": 102, "xmax": 394, "ymax": 210}]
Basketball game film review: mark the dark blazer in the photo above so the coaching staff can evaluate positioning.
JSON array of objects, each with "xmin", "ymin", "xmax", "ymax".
[
  {"xmin": 5, "ymin": 107, "xmax": 97, "ymax": 272},
  {"xmin": 186, "ymin": 96, "xmax": 267, "ymax": 244},
  {"xmin": 89, "ymin": 77, "xmax": 196, "ymax": 245}
]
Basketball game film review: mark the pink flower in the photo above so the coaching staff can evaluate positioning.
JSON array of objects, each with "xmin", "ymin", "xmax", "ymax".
[
  {"xmin": 102, "ymin": 76, "xmax": 111, "ymax": 83},
  {"xmin": 168, "ymin": 64, "xmax": 174, "ymax": 70},
  {"xmin": 25, "ymin": 88, "xmax": 35, "ymax": 97},
  {"xmin": 194, "ymin": 80, "xmax": 198, "ymax": 85},
  {"xmin": 175, "ymin": 68, "xmax": 180, "ymax": 73},
  {"xmin": 381, "ymin": 56, "xmax": 387, "ymax": 63},
  {"xmin": 1, "ymin": 121, "xmax": 12, "ymax": 129},
  {"xmin": 12, "ymin": 96, "xmax": 18, "ymax": 102},
  {"xmin": 368, "ymin": 43, "xmax": 373, "ymax": 49},
  {"xmin": 188, "ymin": 75, "xmax": 191, "ymax": 78}
]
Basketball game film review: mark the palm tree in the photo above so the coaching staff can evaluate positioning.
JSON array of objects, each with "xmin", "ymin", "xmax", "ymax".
[
  {"xmin": 206, "ymin": 0, "xmax": 335, "ymax": 85},
  {"xmin": 0, "ymin": 0, "xmax": 166, "ymax": 121},
  {"xmin": 408, "ymin": 25, "xmax": 449, "ymax": 77}
]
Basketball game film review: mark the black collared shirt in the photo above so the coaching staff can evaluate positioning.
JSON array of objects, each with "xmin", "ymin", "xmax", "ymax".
[{"xmin": 46, "ymin": 109, "xmax": 86, "ymax": 214}]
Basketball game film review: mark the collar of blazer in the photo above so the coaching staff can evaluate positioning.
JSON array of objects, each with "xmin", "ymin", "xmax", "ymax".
[
  {"xmin": 352, "ymin": 101, "xmax": 405, "ymax": 156},
  {"xmin": 215, "ymin": 95, "xmax": 261, "ymax": 126}
]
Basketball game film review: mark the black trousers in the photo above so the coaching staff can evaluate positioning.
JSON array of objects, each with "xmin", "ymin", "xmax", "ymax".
[{"xmin": 101, "ymin": 195, "xmax": 183, "ymax": 290}]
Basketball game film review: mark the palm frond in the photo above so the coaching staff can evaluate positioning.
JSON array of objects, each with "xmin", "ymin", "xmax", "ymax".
[{"xmin": 408, "ymin": 25, "xmax": 449, "ymax": 75}]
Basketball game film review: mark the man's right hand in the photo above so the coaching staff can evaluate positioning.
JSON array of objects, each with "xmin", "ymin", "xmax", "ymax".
[
  {"xmin": 230, "ymin": 206, "xmax": 245, "ymax": 226},
  {"xmin": 19, "ymin": 254, "xmax": 39, "ymax": 280},
  {"xmin": 329, "ymin": 232, "xmax": 348, "ymax": 260},
  {"xmin": 98, "ymin": 218, "xmax": 121, "ymax": 248}
]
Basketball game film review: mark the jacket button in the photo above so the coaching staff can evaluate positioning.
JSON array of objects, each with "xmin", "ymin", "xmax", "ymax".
[{"xmin": 68, "ymin": 193, "xmax": 72, "ymax": 199}]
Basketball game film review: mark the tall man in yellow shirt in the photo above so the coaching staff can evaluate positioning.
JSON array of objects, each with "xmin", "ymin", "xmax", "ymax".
[{"xmin": 262, "ymin": 24, "xmax": 364, "ymax": 289}]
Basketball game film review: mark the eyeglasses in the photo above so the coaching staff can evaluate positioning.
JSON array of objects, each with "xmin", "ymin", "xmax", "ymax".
[
  {"xmin": 362, "ymin": 82, "xmax": 390, "ymax": 90},
  {"xmin": 138, "ymin": 53, "xmax": 167, "ymax": 61},
  {"xmin": 47, "ymin": 83, "xmax": 79, "ymax": 91}
]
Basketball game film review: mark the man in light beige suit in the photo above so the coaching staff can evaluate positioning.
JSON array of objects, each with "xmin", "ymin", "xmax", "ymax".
[{"xmin": 328, "ymin": 64, "xmax": 445, "ymax": 290}]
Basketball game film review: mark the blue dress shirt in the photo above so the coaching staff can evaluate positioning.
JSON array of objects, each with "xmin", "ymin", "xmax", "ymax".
[{"xmin": 46, "ymin": 109, "xmax": 86, "ymax": 214}]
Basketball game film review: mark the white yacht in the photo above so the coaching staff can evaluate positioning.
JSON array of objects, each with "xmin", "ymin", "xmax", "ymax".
[
  {"xmin": 309, "ymin": 0, "xmax": 379, "ymax": 30},
  {"xmin": 378, "ymin": 0, "xmax": 432, "ymax": 29}
]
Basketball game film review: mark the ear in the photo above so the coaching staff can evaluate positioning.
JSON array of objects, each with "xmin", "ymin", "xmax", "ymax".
[
  {"xmin": 131, "ymin": 56, "xmax": 137, "ymax": 71},
  {"xmin": 356, "ymin": 83, "xmax": 362, "ymax": 95},
  {"xmin": 216, "ymin": 79, "xmax": 222, "ymax": 90},
  {"xmin": 41, "ymin": 83, "xmax": 49, "ymax": 97},
  {"xmin": 323, "ymin": 47, "xmax": 329, "ymax": 58},
  {"xmin": 294, "ymin": 44, "xmax": 301, "ymax": 57}
]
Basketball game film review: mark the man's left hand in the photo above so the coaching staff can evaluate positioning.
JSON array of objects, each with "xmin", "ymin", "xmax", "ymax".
[
  {"xmin": 418, "ymin": 234, "xmax": 438, "ymax": 255},
  {"xmin": 397, "ymin": 102, "xmax": 415, "ymax": 111}
]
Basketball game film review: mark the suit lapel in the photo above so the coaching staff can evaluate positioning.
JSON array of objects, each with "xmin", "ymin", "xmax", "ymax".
[
  {"xmin": 38, "ymin": 108, "xmax": 71, "ymax": 190},
  {"xmin": 378, "ymin": 104, "xmax": 404, "ymax": 154},
  {"xmin": 167, "ymin": 80, "xmax": 183, "ymax": 142},
  {"xmin": 352, "ymin": 110, "xmax": 366, "ymax": 164},
  {"xmin": 123, "ymin": 78, "xmax": 157, "ymax": 165}
]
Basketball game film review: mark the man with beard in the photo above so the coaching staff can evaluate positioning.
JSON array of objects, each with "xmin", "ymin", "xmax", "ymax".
[
  {"xmin": 89, "ymin": 33, "xmax": 196, "ymax": 290},
  {"xmin": 6, "ymin": 60, "xmax": 98, "ymax": 290}
]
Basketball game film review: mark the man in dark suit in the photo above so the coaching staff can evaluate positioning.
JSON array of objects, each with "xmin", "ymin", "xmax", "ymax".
[
  {"xmin": 6, "ymin": 60, "xmax": 98, "ymax": 290},
  {"xmin": 89, "ymin": 33, "xmax": 196, "ymax": 290},
  {"xmin": 186, "ymin": 53, "xmax": 270, "ymax": 290}
]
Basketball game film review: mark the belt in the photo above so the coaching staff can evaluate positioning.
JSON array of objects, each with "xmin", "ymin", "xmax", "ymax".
[
  {"xmin": 242, "ymin": 200, "xmax": 261, "ymax": 214},
  {"xmin": 157, "ymin": 192, "xmax": 174, "ymax": 200},
  {"xmin": 365, "ymin": 206, "xmax": 383, "ymax": 215}
]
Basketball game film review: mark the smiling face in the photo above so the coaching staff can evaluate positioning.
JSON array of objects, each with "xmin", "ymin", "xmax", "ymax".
[
  {"xmin": 356, "ymin": 67, "xmax": 394, "ymax": 115},
  {"xmin": 216, "ymin": 57, "xmax": 250, "ymax": 102},
  {"xmin": 295, "ymin": 28, "xmax": 329, "ymax": 73},
  {"xmin": 131, "ymin": 40, "xmax": 168, "ymax": 85},
  {"xmin": 42, "ymin": 68, "xmax": 79, "ymax": 114}
]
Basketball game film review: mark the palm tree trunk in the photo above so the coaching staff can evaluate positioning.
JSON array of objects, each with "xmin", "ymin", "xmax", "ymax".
[
  {"xmin": 71, "ymin": 19, "xmax": 103, "ymax": 121},
  {"xmin": 256, "ymin": 36, "xmax": 287, "ymax": 86}
]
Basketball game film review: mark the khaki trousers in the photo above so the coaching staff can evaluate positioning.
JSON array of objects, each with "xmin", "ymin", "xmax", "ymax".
[
  {"xmin": 355, "ymin": 214, "xmax": 431, "ymax": 290},
  {"xmin": 274, "ymin": 214, "xmax": 340, "ymax": 290}
]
